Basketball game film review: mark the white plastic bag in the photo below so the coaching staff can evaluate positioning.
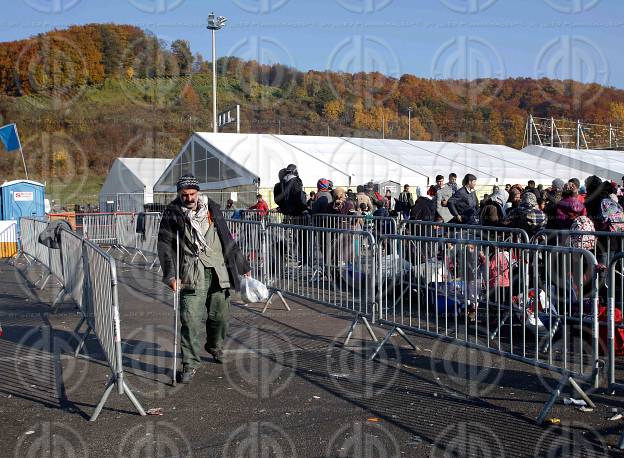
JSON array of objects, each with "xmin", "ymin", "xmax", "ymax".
[{"xmin": 239, "ymin": 276, "xmax": 269, "ymax": 303}]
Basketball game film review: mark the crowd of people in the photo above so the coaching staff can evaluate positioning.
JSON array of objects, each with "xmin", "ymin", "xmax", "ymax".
[{"xmin": 263, "ymin": 164, "xmax": 624, "ymax": 240}]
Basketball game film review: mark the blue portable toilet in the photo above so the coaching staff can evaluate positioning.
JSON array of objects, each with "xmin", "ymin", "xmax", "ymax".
[{"xmin": 0, "ymin": 180, "xmax": 46, "ymax": 226}]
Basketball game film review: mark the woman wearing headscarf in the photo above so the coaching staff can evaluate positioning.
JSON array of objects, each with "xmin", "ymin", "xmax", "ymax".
[
  {"xmin": 505, "ymin": 192, "xmax": 547, "ymax": 237},
  {"xmin": 480, "ymin": 189, "xmax": 509, "ymax": 226},
  {"xmin": 331, "ymin": 187, "xmax": 355, "ymax": 216},
  {"xmin": 554, "ymin": 183, "xmax": 587, "ymax": 229}
]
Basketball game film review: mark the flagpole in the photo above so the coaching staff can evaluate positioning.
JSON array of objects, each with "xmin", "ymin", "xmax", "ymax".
[{"xmin": 14, "ymin": 126, "xmax": 28, "ymax": 180}]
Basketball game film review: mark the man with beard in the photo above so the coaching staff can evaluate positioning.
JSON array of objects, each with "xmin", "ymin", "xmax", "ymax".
[{"xmin": 157, "ymin": 176, "xmax": 251, "ymax": 384}]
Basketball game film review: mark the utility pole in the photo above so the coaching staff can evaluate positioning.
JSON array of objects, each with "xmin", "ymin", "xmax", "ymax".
[
  {"xmin": 408, "ymin": 106, "xmax": 413, "ymax": 141},
  {"xmin": 207, "ymin": 12, "xmax": 227, "ymax": 133}
]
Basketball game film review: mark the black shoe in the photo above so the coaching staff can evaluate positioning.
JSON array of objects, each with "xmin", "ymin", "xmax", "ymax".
[
  {"xmin": 205, "ymin": 344, "xmax": 224, "ymax": 364},
  {"xmin": 178, "ymin": 366, "xmax": 197, "ymax": 384}
]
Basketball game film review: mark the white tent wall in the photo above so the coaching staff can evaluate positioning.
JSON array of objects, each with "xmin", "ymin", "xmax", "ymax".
[
  {"xmin": 522, "ymin": 145, "xmax": 624, "ymax": 181},
  {"xmin": 100, "ymin": 158, "xmax": 172, "ymax": 212}
]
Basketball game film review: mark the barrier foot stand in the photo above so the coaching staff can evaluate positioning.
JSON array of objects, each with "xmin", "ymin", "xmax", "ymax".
[
  {"xmin": 344, "ymin": 315, "xmax": 378, "ymax": 347},
  {"xmin": 536, "ymin": 374, "xmax": 596, "ymax": 425},
  {"xmin": 489, "ymin": 311, "xmax": 510, "ymax": 341},
  {"xmin": 115, "ymin": 245, "xmax": 131, "ymax": 257},
  {"xmin": 38, "ymin": 273, "xmax": 52, "ymax": 291},
  {"xmin": 370, "ymin": 326, "xmax": 418, "ymax": 360},
  {"xmin": 262, "ymin": 290, "xmax": 290, "ymax": 314},
  {"xmin": 50, "ymin": 289, "xmax": 67, "ymax": 313},
  {"xmin": 89, "ymin": 377, "xmax": 146, "ymax": 421},
  {"xmin": 89, "ymin": 377, "xmax": 115, "ymax": 422},
  {"xmin": 568, "ymin": 377, "xmax": 596, "ymax": 409},
  {"xmin": 12, "ymin": 252, "xmax": 31, "ymax": 268},
  {"xmin": 72, "ymin": 316, "xmax": 85, "ymax": 334},
  {"xmin": 122, "ymin": 379, "xmax": 146, "ymax": 417},
  {"xmin": 74, "ymin": 325, "xmax": 92, "ymax": 357},
  {"xmin": 130, "ymin": 250, "xmax": 148, "ymax": 264}
]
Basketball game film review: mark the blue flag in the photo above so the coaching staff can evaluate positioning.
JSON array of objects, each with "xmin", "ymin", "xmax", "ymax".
[{"xmin": 0, "ymin": 124, "xmax": 20, "ymax": 152}]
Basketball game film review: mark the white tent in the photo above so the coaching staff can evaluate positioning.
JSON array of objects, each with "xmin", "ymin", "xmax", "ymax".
[
  {"xmin": 100, "ymin": 158, "xmax": 172, "ymax": 211},
  {"xmin": 522, "ymin": 145, "xmax": 624, "ymax": 181},
  {"xmin": 153, "ymin": 133, "xmax": 598, "ymax": 197}
]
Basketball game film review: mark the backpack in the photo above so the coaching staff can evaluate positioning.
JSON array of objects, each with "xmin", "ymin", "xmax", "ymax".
[
  {"xmin": 600, "ymin": 198, "xmax": 624, "ymax": 232},
  {"xmin": 569, "ymin": 216, "xmax": 596, "ymax": 249},
  {"xmin": 280, "ymin": 177, "xmax": 307, "ymax": 216}
]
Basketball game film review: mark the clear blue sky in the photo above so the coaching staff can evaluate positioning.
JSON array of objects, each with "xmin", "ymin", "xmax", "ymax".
[{"xmin": 3, "ymin": 0, "xmax": 624, "ymax": 88}]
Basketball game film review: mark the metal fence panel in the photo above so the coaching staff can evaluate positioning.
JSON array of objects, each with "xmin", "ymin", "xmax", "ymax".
[
  {"xmin": 533, "ymin": 229, "xmax": 624, "ymax": 267},
  {"xmin": 376, "ymin": 233, "xmax": 599, "ymax": 380},
  {"xmin": 225, "ymin": 219, "xmax": 266, "ymax": 281},
  {"xmin": 136, "ymin": 213, "xmax": 161, "ymax": 257},
  {"xmin": 401, "ymin": 220, "xmax": 530, "ymax": 244},
  {"xmin": 83, "ymin": 213, "xmax": 119, "ymax": 245},
  {"xmin": 265, "ymin": 223, "xmax": 377, "ymax": 317},
  {"xmin": 60, "ymin": 229, "xmax": 86, "ymax": 313},
  {"xmin": 83, "ymin": 241, "xmax": 120, "ymax": 373}
]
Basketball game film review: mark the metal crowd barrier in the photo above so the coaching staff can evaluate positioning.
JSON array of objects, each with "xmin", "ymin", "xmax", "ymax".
[
  {"xmin": 20, "ymin": 218, "xmax": 50, "ymax": 267},
  {"xmin": 225, "ymin": 218, "xmax": 267, "ymax": 281},
  {"xmin": 59, "ymin": 229, "xmax": 90, "ymax": 355},
  {"xmin": 114, "ymin": 212, "xmax": 161, "ymax": 267},
  {"xmin": 15, "ymin": 218, "xmax": 146, "ymax": 421},
  {"xmin": 373, "ymin": 233, "xmax": 602, "ymax": 423},
  {"xmin": 401, "ymin": 220, "xmax": 531, "ymax": 244},
  {"xmin": 82, "ymin": 213, "xmax": 119, "ymax": 245},
  {"xmin": 81, "ymin": 235, "xmax": 146, "ymax": 421},
  {"xmin": 263, "ymin": 222, "xmax": 379, "ymax": 342},
  {"xmin": 312, "ymin": 213, "xmax": 398, "ymax": 236},
  {"xmin": 533, "ymin": 229, "xmax": 624, "ymax": 266},
  {"xmin": 607, "ymin": 253, "xmax": 624, "ymax": 449},
  {"xmin": 607, "ymin": 253, "xmax": 624, "ymax": 391},
  {"xmin": 18, "ymin": 218, "xmax": 67, "ymax": 308}
]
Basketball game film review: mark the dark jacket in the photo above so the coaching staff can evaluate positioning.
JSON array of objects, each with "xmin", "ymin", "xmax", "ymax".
[
  {"xmin": 311, "ymin": 190, "xmax": 333, "ymax": 215},
  {"xmin": 410, "ymin": 197, "xmax": 436, "ymax": 222},
  {"xmin": 447, "ymin": 187, "xmax": 478, "ymax": 221},
  {"xmin": 275, "ymin": 173, "xmax": 307, "ymax": 216},
  {"xmin": 479, "ymin": 200, "xmax": 504, "ymax": 227},
  {"xmin": 157, "ymin": 198, "xmax": 251, "ymax": 291}
]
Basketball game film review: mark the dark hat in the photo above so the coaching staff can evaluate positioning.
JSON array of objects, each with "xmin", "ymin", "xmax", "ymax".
[{"xmin": 177, "ymin": 175, "xmax": 200, "ymax": 192}]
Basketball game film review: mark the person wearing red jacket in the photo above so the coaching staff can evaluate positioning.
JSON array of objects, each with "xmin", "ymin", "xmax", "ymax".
[{"xmin": 248, "ymin": 194, "xmax": 269, "ymax": 217}]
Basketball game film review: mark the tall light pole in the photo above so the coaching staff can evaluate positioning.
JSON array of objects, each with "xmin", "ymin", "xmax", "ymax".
[
  {"xmin": 408, "ymin": 106, "xmax": 413, "ymax": 141},
  {"xmin": 207, "ymin": 12, "xmax": 227, "ymax": 133}
]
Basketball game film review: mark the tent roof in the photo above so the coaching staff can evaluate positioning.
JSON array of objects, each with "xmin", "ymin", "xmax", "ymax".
[
  {"xmin": 115, "ymin": 158, "xmax": 172, "ymax": 187},
  {"xmin": 522, "ymin": 145, "xmax": 624, "ymax": 181},
  {"xmin": 154, "ymin": 133, "xmax": 599, "ymax": 192},
  {"xmin": 195, "ymin": 133, "xmax": 353, "ymax": 188}
]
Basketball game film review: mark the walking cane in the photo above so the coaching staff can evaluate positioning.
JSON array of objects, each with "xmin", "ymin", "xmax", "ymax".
[{"xmin": 172, "ymin": 232, "xmax": 180, "ymax": 386}]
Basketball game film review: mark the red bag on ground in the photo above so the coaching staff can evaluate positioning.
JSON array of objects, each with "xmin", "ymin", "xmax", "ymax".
[{"xmin": 598, "ymin": 306, "xmax": 624, "ymax": 355}]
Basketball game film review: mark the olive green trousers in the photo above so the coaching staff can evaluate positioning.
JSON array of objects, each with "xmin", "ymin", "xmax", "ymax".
[{"xmin": 179, "ymin": 267, "xmax": 230, "ymax": 369}]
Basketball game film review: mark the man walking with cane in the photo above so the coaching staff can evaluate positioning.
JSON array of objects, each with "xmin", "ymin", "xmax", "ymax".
[{"xmin": 158, "ymin": 176, "xmax": 251, "ymax": 384}]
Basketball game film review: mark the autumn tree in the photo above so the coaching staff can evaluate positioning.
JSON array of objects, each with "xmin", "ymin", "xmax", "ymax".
[
  {"xmin": 323, "ymin": 100, "xmax": 344, "ymax": 122},
  {"xmin": 171, "ymin": 40, "xmax": 193, "ymax": 76},
  {"xmin": 611, "ymin": 102, "xmax": 624, "ymax": 126},
  {"xmin": 101, "ymin": 26, "xmax": 122, "ymax": 78}
]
